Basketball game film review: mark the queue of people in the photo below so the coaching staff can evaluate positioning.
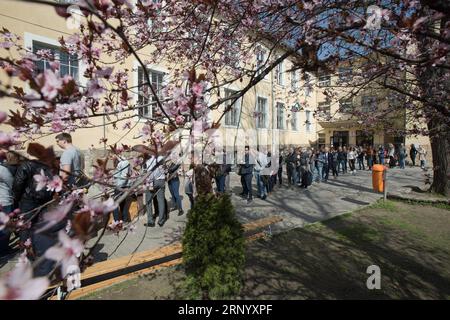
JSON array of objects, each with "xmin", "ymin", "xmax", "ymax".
[{"xmin": 234, "ymin": 143, "xmax": 428, "ymax": 203}]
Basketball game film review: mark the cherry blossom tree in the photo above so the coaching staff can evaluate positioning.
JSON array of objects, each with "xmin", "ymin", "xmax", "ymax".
[{"xmin": 0, "ymin": 0, "xmax": 448, "ymax": 300}]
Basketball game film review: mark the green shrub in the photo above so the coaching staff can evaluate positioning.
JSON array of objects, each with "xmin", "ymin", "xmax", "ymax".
[{"xmin": 182, "ymin": 193, "xmax": 245, "ymax": 299}]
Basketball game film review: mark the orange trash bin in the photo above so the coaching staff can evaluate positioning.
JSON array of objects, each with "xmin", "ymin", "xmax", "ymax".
[{"xmin": 372, "ymin": 164, "xmax": 386, "ymax": 192}]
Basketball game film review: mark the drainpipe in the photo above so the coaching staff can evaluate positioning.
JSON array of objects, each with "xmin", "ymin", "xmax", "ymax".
[{"xmin": 271, "ymin": 65, "xmax": 275, "ymax": 152}]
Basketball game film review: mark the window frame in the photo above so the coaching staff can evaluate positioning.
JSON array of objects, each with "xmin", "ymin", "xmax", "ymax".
[
  {"xmin": 223, "ymin": 88, "xmax": 241, "ymax": 127},
  {"xmin": 255, "ymin": 96, "xmax": 268, "ymax": 129},
  {"xmin": 276, "ymin": 102, "xmax": 285, "ymax": 130},
  {"xmin": 136, "ymin": 65, "xmax": 167, "ymax": 119},
  {"xmin": 339, "ymin": 98, "xmax": 353, "ymax": 113},
  {"xmin": 275, "ymin": 61, "xmax": 284, "ymax": 86},
  {"xmin": 361, "ymin": 96, "xmax": 377, "ymax": 113},
  {"xmin": 318, "ymin": 101, "xmax": 331, "ymax": 115},
  {"xmin": 305, "ymin": 110, "xmax": 312, "ymax": 133}
]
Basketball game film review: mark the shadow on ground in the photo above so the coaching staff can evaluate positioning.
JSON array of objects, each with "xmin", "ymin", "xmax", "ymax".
[{"xmin": 81, "ymin": 201, "xmax": 450, "ymax": 300}]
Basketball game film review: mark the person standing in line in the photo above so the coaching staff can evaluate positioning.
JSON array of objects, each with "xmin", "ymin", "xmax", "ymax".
[
  {"xmin": 310, "ymin": 148, "xmax": 318, "ymax": 183},
  {"xmin": 143, "ymin": 151, "xmax": 167, "ymax": 228},
  {"xmin": 366, "ymin": 146, "xmax": 373, "ymax": 170},
  {"xmin": 238, "ymin": 146, "xmax": 254, "ymax": 204},
  {"xmin": 418, "ymin": 145, "xmax": 427, "ymax": 170},
  {"xmin": 337, "ymin": 147, "xmax": 345, "ymax": 174},
  {"xmin": 388, "ymin": 143, "xmax": 396, "ymax": 168},
  {"xmin": 112, "ymin": 154, "xmax": 132, "ymax": 223},
  {"xmin": 316, "ymin": 147, "xmax": 326, "ymax": 183},
  {"xmin": 348, "ymin": 147, "xmax": 356, "ymax": 174},
  {"xmin": 55, "ymin": 133, "xmax": 85, "ymax": 187},
  {"xmin": 378, "ymin": 145, "xmax": 385, "ymax": 165},
  {"xmin": 254, "ymin": 148, "xmax": 268, "ymax": 200},
  {"xmin": 409, "ymin": 144, "xmax": 418, "ymax": 167},
  {"xmin": 276, "ymin": 149, "xmax": 283, "ymax": 186},
  {"xmin": 285, "ymin": 147, "xmax": 295, "ymax": 186},
  {"xmin": 323, "ymin": 147, "xmax": 331, "ymax": 182},
  {"xmin": 343, "ymin": 146, "xmax": 348, "ymax": 174},
  {"xmin": 398, "ymin": 143, "xmax": 406, "ymax": 169},
  {"xmin": 166, "ymin": 156, "xmax": 184, "ymax": 216},
  {"xmin": 330, "ymin": 148, "xmax": 339, "ymax": 178},
  {"xmin": 357, "ymin": 146, "xmax": 365, "ymax": 170}
]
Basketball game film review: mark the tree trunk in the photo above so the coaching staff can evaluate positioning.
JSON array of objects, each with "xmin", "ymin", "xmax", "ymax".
[{"xmin": 427, "ymin": 117, "xmax": 450, "ymax": 196}]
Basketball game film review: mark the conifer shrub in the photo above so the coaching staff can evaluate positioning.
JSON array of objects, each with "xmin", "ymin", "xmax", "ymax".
[{"xmin": 182, "ymin": 193, "xmax": 245, "ymax": 299}]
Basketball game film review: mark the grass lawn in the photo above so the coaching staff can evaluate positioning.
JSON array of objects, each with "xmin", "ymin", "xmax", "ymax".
[{"xmin": 81, "ymin": 200, "xmax": 450, "ymax": 300}]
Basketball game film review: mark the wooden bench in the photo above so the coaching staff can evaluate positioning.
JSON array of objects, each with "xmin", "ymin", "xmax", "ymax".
[{"xmin": 60, "ymin": 215, "xmax": 283, "ymax": 300}]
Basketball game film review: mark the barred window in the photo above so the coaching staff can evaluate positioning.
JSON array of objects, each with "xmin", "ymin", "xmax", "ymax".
[
  {"xmin": 137, "ymin": 67, "xmax": 165, "ymax": 118},
  {"xmin": 33, "ymin": 40, "xmax": 78, "ymax": 80}
]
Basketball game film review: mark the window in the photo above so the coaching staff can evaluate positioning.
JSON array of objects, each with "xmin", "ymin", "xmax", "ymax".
[
  {"xmin": 318, "ymin": 133, "xmax": 326, "ymax": 145},
  {"xmin": 256, "ymin": 47, "xmax": 267, "ymax": 76},
  {"xmin": 276, "ymin": 102, "xmax": 285, "ymax": 129},
  {"xmin": 275, "ymin": 62, "xmax": 284, "ymax": 86},
  {"xmin": 137, "ymin": 67, "xmax": 165, "ymax": 118},
  {"xmin": 338, "ymin": 67, "xmax": 353, "ymax": 82},
  {"xmin": 33, "ymin": 40, "xmax": 78, "ymax": 79},
  {"xmin": 291, "ymin": 70, "xmax": 298, "ymax": 91},
  {"xmin": 318, "ymin": 102, "xmax": 331, "ymax": 115},
  {"xmin": 291, "ymin": 112, "xmax": 298, "ymax": 131},
  {"xmin": 339, "ymin": 99, "xmax": 353, "ymax": 113},
  {"xmin": 361, "ymin": 96, "xmax": 377, "ymax": 113},
  {"xmin": 318, "ymin": 73, "xmax": 331, "ymax": 87},
  {"xmin": 256, "ymin": 97, "xmax": 267, "ymax": 129},
  {"xmin": 224, "ymin": 89, "xmax": 240, "ymax": 127},
  {"xmin": 305, "ymin": 110, "xmax": 312, "ymax": 133}
]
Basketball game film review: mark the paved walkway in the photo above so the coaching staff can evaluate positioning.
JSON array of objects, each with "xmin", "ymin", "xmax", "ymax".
[{"xmin": 0, "ymin": 166, "xmax": 435, "ymax": 274}]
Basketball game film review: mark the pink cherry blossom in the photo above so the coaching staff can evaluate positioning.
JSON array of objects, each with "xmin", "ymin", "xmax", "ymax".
[
  {"xmin": 86, "ymin": 79, "xmax": 106, "ymax": 99},
  {"xmin": 45, "ymin": 230, "xmax": 84, "ymax": 277},
  {"xmin": 40, "ymin": 69, "xmax": 63, "ymax": 100},
  {"xmin": 47, "ymin": 175, "xmax": 63, "ymax": 193},
  {"xmin": 0, "ymin": 111, "xmax": 7, "ymax": 123},
  {"xmin": 0, "ymin": 252, "xmax": 49, "ymax": 300},
  {"xmin": 175, "ymin": 115, "xmax": 185, "ymax": 125},
  {"xmin": 78, "ymin": 197, "xmax": 117, "ymax": 217},
  {"xmin": 35, "ymin": 201, "xmax": 74, "ymax": 234},
  {"xmin": 192, "ymin": 82, "xmax": 204, "ymax": 97},
  {"xmin": 95, "ymin": 67, "xmax": 114, "ymax": 79},
  {"xmin": 33, "ymin": 169, "xmax": 49, "ymax": 192}
]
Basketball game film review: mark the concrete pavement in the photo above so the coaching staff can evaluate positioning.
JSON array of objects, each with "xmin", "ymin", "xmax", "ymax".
[{"xmin": 0, "ymin": 165, "xmax": 435, "ymax": 274}]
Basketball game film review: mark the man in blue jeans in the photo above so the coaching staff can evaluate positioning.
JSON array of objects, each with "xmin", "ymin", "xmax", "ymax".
[
  {"xmin": 238, "ymin": 146, "xmax": 254, "ymax": 204},
  {"xmin": 144, "ymin": 153, "xmax": 167, "ymax": 227},
  {"xmin": 254, "ymin": 149, "xmax": 268, "ymax": 200},
  {"xmin": 166, "ymin": 157, "xmax": 184, "ymax": 216}
]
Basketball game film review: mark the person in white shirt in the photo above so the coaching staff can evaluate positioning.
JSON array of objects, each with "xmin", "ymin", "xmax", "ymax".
[
  {"xmin": 418, "ymin": 145, "xmax": 427, "ymax": 170},
  {"xmin": 144, "ymin": 153, "xmax": 167, "ymax": 227},
  {"xmin": 254, "ymin": 149, "xmax": 268, "ymax": 200},
  {"xmin": 112, "ymin": 155, "xmax": 132, "ymax": 223},
  {"xmin": 347, "ymin": 147, "xmax": 356, "ymax": 174}
]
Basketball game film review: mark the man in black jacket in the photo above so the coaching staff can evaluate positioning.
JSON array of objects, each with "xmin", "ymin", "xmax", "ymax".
[
  {"xmin": 13, "ymin": 158, "xmax": 56, "ymax": 242},
  {"xmin": 238, "ymin": 146, "xmax": 254, "ymax": 203}
]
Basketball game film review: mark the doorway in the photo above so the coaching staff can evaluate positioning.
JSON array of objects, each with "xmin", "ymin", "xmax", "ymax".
[{"xmin": 331, "ymin": 131, "xmax": 349, "ymax": 148}]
